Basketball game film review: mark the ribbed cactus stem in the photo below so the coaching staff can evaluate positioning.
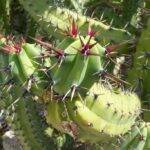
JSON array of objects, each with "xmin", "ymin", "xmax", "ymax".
[
  {"xmin": 121, "ymin": 121, "xmax": 150, "ymax": 149},
  {"xmin": 18, "ymin": 0, "xmax": 131, "ymax": 44},
  {"xmin": 46, "ymin": 83, "xmax": 141, "ymax": 143},
  {"xmin": 6, "ymin": 87, "xmax": 55, "ymax": 150},
  {"xmin": 127, "ymin": 18, "xmax": 150, "ymax": 103}
]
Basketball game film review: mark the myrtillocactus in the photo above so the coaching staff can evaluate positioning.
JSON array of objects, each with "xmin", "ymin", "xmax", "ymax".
[{"xmin": 0, "ymin": 21, "xmax": 141, "ymax": 146}]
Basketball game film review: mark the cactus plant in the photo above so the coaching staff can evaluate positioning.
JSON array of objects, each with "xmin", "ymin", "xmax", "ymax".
[
  {"xmin": 0, "ymin": 33, "xmax": 105, "ymax": 97},
  {"xmin": 0, "ymin": 0, "xmax": 150, "ymax": 149},
  {"xmin": 0, "ymin": 30, "xmax": 142, "ymax": 148}
]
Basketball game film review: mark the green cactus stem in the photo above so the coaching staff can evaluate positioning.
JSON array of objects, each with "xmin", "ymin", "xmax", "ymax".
[
  {"xmin": 121, "ymin": 121, "xmax": 150, "ymax": 150},
  {"xmin": 0, "ymin": 38, "xmax": 14, "ymax": 108},
  {"xmin": 18, "ymin": 0, "xmax": 131, "ymax": 45},
  {"xmin": 0, "ymin": 39, "xmax": 52, "ymax": 99},
  {"xmin": 46, "ymin": 83, "xmax": 141, "ymax": 143},
  {"xmin": 6, "ymin": 86, "xmax": 56, "ymax": 150},
  {"xmin": 50, "ymin": 35, "xmax": 105, "ymax": 96},
  {"xmin": 127, "ymin": 18, "xmax": 150, "ymax": 104}
]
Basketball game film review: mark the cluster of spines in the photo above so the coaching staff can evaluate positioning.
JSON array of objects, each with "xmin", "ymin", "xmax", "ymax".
[
  {"xmin": 28, "ymin": 28, "xmax": 131, "ymax": 100},
  {"xmin": 1, "ymin": 33, "xmax": 101, "ymax": 99},
  {"xmin": 85, "ymin": 83, "xmax": 141, "ymax": 124},
  {"xmin": 0, "ymin": 36, "xmax": 53, "ymax": 101}
]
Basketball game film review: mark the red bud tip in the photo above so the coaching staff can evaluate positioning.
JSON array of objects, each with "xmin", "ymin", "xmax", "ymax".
[
  {"xmin": 87, "ymin": 26, "xmax": 96, "ymax": 37},
  {"xmin": 69, "ymin": 20, "xmax": 78, "ymax": 38},
  {"xmin": 13, "ymin": 44, "xmax": 22, "ymax": 53}
]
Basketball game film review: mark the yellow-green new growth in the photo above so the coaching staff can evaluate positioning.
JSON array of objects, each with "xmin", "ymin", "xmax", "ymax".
[{"xmin": 46, "ymin": 83, "xmax": 141, "ymax": 143}]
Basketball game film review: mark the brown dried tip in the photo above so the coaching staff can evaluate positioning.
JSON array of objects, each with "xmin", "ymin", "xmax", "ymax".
[
  {"xmin": 106, "ymin": 44, "xmax": 119, "ymax": 53},
  {"xmin": 61, "ymin": 121, "xmax": 78, "ymax": 138},
  {"xmin": 1, "ymin": 44, "xmax": 21, "ymax": 53},
  {"xmin": 0, "ymin": 34, "xmax": 4, "ymax": 39}
]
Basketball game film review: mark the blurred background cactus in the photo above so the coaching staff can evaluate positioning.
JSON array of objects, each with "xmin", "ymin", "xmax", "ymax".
[{"xmin": 0, "ymin": 0, "xmax": 150, "ymax": 149}]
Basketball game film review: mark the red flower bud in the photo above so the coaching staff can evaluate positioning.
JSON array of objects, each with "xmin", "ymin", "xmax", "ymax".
[
  {"xmin": 87, "ymin": 26, "xmax": 96, "ymax": 37},
  {"xmin": 69, "ymin": 19, "xmax": 78, "ymax": 38}
]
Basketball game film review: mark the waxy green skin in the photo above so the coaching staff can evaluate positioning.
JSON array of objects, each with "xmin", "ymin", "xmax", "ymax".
[
  {"xmin": 0, "ymin": 38, "xmax": 141, "ymax": 145},
  {"xmin": 46, "ymin": 83, "xmax": 141, "ymax": 143},
  {"xmin": 0, "ymin": 0, "xmax": 149, "ymax": 149},
  {"xmin": 4, "ymin": 35, "xmax": 105, "ymax": 97},
  {"xmin": 3, "ymin": 35, "xmax": 104, "ymax": 97},
  {"xmin": 0, "ymin": 33, "xmax": 143, "ymax": 148}
]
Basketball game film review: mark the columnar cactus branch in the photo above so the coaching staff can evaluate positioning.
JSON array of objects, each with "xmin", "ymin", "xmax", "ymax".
[
  {"xmin": 6, "ymin": 87, "xmax": 56, "ymax": 149},
  {"xmin": 127, "ymin": 18, "xmax": 150, "ymax": 103},
  {"xmin": 18, "ymin": 0, "xmax": 131, "ymax": 44},
  {"xmin": 46, "ymin": 83, "xmax": 141, "ymax": 143}
]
